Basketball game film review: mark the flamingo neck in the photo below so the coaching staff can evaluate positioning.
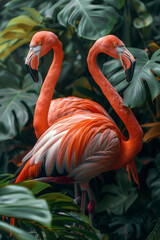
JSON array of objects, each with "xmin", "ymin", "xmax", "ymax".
[
  {"xmin": 87, "ymin": 44, "xmax": 143, "ymax": 165},
  {"xmin": 33, "ymin": 40, "xmax": 63, "ymax": 138}
]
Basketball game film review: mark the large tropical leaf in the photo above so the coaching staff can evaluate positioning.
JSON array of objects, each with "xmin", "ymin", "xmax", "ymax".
[
  {"xmin": 0, "ymin": 7, "xmax": 44, "ymax": 60},
  {"xmin": 17, "ymin": 180, "xmax": 100, "ymax": 240},
  {"xmin": 0, "ymin": 73, "xmax": 42, "ymax": 141},
  {"xmin": 102, "ymin": 48, "xmax": 160, "ymax": 108},
  {"xmin": 95, "ymin": 172, "xmax": 138, "ymax": 215},
  {"xmin": 0, "ymin": 184, "xmax": 52, "ymax": 239},
  {"xmin": 0, "ymin": 185, "xmax": 52, "ymax": 226},
  {"xmin": 49, "ymin": 0, "xmax": 125, "ymax": 40}
]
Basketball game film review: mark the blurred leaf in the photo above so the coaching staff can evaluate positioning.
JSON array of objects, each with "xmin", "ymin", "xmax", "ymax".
[
  {"xmin": 38, "ymin": 192, "xmax": 80, "ymax": 211},
  {"xmin": 142, "ymin": 122, "xmax": 160, "ymax": 142},
  {"xmin": 22, "ymin": 7, "xmax": 42, "ymax": 23},
  {"xmin": 0, "ymin": 8, "xmax": 45, "ymax": 60},
  {"xmin": 51, "ymin": 212, "xmax": 100, "ymax": 240},
  {"xmin": 145, "ymin": 219, "xmax": 160, "ymax": 240},
  {"xmin": 132, "ymin": 0, "xmax": 153, "ymax": 29},
  {"xmin": 0, "ymin": 185, "xmax": 52, "ymax": 226},
  {"xmin": 0, "ymin": 74, "xmax": 42, "ymax": 141},
  {"xmin": 103, "ymin": 48, "xmax": 160, "ymax": 107},
  {"xmin": 109, "ymin": 213, "xmax": 148, "ymax": 240},
  {"xmin": 49, "ymin": 0, "xmax": 125, "ymax": 40},
  {"xmin": 0, "ymin": 221, "xmax": 36, "ymax": 240},
  {"xmin": 95, "ymin": 172, "xmax": 138, "ymax": 215},
  {"xmin": 149, "ymin": 42, "xmax": 160, "ymax": 53},
  {"xmin": 19, "ymin": 180, "xmax": 52, "ymax": 195},
  {"xmin": 0, "ymin": 174, "xmax": 14, "ymax": 187}
]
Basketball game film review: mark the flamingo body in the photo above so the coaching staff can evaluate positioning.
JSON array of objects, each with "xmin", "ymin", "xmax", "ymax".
[
  {"xmin": 13, "ymin": 31, "xmax": 143, "ymax": 220},
  {"xmin": 15, "ymin": 113, "xmax": 121, "ymax": 183},
  {"xmin": 48, "ymin": 96, "xmax": 111, "ymax": 126}
]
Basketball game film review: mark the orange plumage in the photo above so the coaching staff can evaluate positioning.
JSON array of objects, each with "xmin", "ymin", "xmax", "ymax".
[{"xmin": 13, "ymin": 31, "xmax": 143, "ymax": 221}]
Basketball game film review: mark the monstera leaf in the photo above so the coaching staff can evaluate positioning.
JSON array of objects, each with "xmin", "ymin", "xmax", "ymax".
[
  {"xmin": 95, "ymin": 172, "xmax": 138, "ymax": 215},
  {"xmin": 102, "ymin": 48, "xmax": 160, "ymax": 108},
  {"xmin": 0, "ymin": 184, "xmax": 51, "ymax": 239},
  {"xmin": 0, "ymin": 176, "xmax": 100, "ymax": 240},
  {"xmin": 0, "ymin": 73, "xmax": 41, "ymax": 141},
  {"xmin": 49, "ymin": 0, "xmax": 125, "ymax": 40},
  {"xmin": 0, "ymin": 7, "xmax": 43, "ymax": 60}
]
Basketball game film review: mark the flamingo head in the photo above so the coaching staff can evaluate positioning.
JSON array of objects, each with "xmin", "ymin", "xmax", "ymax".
[
  {"xmin": 25, "ymin": 31, "xmax": 59, "ymax": 82},
  {"xmin": 96, "ymin": 35, "xmax": 136, "ymax": 82}
]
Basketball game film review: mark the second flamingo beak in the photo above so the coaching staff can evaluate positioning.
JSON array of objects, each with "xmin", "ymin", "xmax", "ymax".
[
  {"xmin": 25, "ymin": 46, "xmax": 40, "ymax": 83},
  {"xmin": 116, "ymin": 46, "xmax": 136, "ymax": 82}
]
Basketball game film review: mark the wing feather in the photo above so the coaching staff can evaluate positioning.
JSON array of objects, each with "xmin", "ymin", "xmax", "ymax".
[{"xmin": 17, "ymin": 113, "xmax": 122, "ymax": 183}]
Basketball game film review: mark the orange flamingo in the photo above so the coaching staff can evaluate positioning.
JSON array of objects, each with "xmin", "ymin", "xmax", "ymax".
[
  {"xmin": 25, "ymin": 31, "xmax": 110, "ymax": 139},
  {"xmin": 25, "ymin": 31, "xmax": 113, "ymax": 204},
  {"xmin": 13, "ymin": 32, "xmax": 143, "ymax": 221}
]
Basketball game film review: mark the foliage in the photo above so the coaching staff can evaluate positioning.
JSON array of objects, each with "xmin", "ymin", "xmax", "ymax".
[
  {"xmin": 0, "ymin": 72, "xmax": 42, "ymax": 141},
  {"xmin": 95, "ymin": 172, "xmax": 138, "ymax": 215},
  {"xmin": 0, "ymin": 175, "xmax": 100, "ymax": 240},
  {"xmin": 102, "ymin": 47, "xmax": 160, "ymax": 107},
  {"xmin": 142, "ymin": 121, "xmax": 160, "ymax": 142},
  {"xmin": 48, "ymin": 0, "xmax": 125, "ymax": 40},
  {"xmin": 0, "ymin": 0, "xmax": 160, "ymax": 240}
]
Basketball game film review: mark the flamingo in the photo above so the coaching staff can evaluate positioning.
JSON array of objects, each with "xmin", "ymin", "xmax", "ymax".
[
  {"xmin": 24, "ymin": 31, "xmax": 113, "ymax": 204},
  {"xmin": 12, "ymin": 32, "xmax": 143, "ymax": 222},
  {"xmin": 25, "ymin": 31, "xmax": 110, "ymax": 139}
]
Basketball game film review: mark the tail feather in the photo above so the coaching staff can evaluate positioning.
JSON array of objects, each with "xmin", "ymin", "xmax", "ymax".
[{"xmin": 15, "ymin": 159, "xmax": 42, "ymax": 183}]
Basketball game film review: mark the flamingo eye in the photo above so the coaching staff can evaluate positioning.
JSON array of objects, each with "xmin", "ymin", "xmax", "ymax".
[
  {"xmin": 37, "ymin": 41, "xmax": 42, "ymax": 45},
  {"xmin": 113, "ymin": 43, "xmax": 118, "ymax": 47}
]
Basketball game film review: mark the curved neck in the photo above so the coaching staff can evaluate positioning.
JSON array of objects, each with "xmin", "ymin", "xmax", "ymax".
[
  {"xmin": 33, "ymin": 40, "xmax": 63, "ymax": 138},
  {"xmin": 87, "ymin": 42, "xmax": 143, "ymax": 164}
]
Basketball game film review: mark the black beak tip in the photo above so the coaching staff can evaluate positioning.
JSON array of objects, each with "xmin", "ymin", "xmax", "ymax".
[
  {"xmin": 25, "ymin": 64, "xmax": 39, "ymax": 83},
  {"xmin": 125, "ymin": 60, "xmax": 136, "ymax": 82}
]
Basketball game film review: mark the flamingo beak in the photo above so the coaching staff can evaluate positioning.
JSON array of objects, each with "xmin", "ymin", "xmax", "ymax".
[
  {"xmin": 116, "ymin": 46, "xmax": 136, "ymax": 82},
  {"xmin": 25, "ymin": 45, "xmax": 40, "ymax": 82}
]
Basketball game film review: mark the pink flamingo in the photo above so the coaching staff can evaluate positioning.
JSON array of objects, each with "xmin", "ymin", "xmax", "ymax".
[{"xmin": 13, "ymin": 32, "xmax": 143, "ymax": 221}]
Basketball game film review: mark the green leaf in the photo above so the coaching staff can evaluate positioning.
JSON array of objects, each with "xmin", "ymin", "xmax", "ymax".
[
  {"xmin": 95, "ymin": 172, "xmax": 138, "ymax": 215},
  {"xmin": 102, "ymin": 48, "xmax": 160, "ymax": 108},
  {"xmin": 22, "ymin": 7, "xmax": 42, "ymax": 23},
  {"xmin": 0, "ymin": 174, "xmax": 14, "ymax": 187},
  {"xmin": 0, "ymin": 185, "xmax": 52, "ymax": 226},
  {"xmin": 49, "ymin": 0, "xmax": 125, "ymax": 40},
  {"xmin": 38, "ymin": 192, "xmax": 80, "ymax": 211},
  {"xmin": 19, "ymin": 180, "xmax": 52, "ymax": 195},
  {"xmin": 0, "ymin": 8, "xmax": 47, "ymax": 60},
  {"xmin": 123, "ymin": 48, "xmax": 160, "ymax": 107},
  {"xmin": 6, "ymin": 15, "xmax": 39, "ymax": 28},
  {"xmin": 0, "ymin": 74, "xmax": 42, "ymax": 141},
  {"xmin": 0, "ymin": 221, "xmax": 36, "ymax": 240}
]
